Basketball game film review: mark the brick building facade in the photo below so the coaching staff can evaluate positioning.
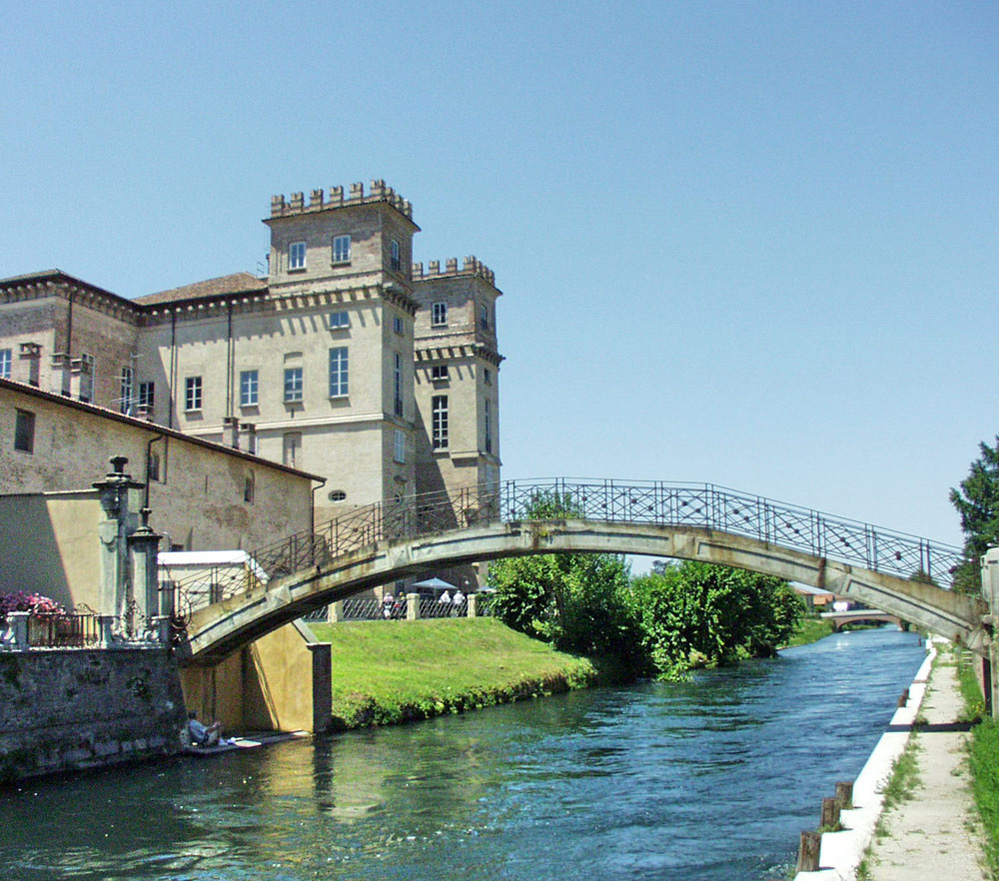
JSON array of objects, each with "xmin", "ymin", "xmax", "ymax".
[{"xmin": 0, "ymin": 180, "xmax": 503, "ymax": 589}]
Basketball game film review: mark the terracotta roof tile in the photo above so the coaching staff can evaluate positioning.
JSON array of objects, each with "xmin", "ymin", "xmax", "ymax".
[{"xmin": 134, "ymin": 272, "xmax": 268, "ymax": 306}]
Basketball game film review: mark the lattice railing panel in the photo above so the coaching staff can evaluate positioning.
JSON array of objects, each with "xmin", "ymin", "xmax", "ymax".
[{"xmin": 172, "ymin": 478, "xmax": 965, "ymax": 615}]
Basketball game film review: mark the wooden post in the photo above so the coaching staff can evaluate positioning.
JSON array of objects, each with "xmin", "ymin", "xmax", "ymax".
[
  {"xmin": 796, "ymin": 830, "xmax": 821, "ymax": 873},
  {"xmin": 897, "ymin": 687, "xmax": 910, "ymax": 708},
  {"xmin": 835, "ymin": 781, "xmax": 854, "ymax": 810},
  {"xmin": 821, "ymin": 796, "xmax": 841, "ymax": 830}
]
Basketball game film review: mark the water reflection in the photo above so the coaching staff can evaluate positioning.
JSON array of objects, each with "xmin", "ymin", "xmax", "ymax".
[{"xmin": 0, "ymin": 629, "xmax": 924, "ymax": 881}]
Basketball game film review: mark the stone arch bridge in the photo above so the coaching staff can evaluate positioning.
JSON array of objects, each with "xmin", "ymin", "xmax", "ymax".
[{"xmin": 170, "ymin": 479, "xmax": 984, "ymax": 666}]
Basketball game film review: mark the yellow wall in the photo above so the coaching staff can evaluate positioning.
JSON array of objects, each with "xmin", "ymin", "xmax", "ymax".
[
  {"xmin": 179, "ymin": 621, "xmax": 319, "ymax": 733},
  {"xmin": 0, "ymin": 493, "xmax": 100, "ymax": 609}
]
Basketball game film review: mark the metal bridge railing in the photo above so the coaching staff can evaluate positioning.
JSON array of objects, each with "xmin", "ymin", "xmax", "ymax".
[{"xmin": 171, "ymin": 478, "xmax": 964, "ymax": 618}]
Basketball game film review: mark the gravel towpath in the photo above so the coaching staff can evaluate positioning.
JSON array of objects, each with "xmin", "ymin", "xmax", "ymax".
[{"xmin": 865, "ymin": 657, "xmax": 987, "ymax": 880}]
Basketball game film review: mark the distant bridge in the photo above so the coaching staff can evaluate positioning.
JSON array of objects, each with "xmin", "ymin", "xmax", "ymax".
[
  {"xmin": 169, "ymin": 479, "xmax": 985, "ymax": 665},
  {"xmin": 820, "ymin": 610, "xmax": 903, "ymax": 631}
]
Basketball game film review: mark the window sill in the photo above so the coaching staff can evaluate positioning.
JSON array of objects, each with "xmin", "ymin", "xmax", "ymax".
[
  {"xmin": 329, "ymin": 394, "xmax": 349, "ymax": 401},
  {"xmin": 331, "ymin": 260, "xmax": 352, "ymax": 267},
  {"xmin": 184, "ymin": 408, "xmax": 202, "ymax": 414}
]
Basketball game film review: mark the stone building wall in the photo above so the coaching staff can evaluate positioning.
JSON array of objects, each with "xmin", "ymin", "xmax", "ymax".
[
  {"xmin": 0, "ymin": 648, "xmax": 187, "ymax": 783},
  {"xmin": 0, "ymin": 379, "xmax": 316, "ymax": 553}
]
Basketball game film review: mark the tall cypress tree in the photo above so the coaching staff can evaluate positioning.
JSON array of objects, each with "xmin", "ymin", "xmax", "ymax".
[{"xmin": 950, "ymin": 437, "xmax": 999, "ymax": 593}]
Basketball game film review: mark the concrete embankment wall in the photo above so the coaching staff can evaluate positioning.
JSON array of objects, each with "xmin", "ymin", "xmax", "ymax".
[
  {"xmin": 179, "ymin": 620, "xmax": 321, "ymax": 735},
  {"xmin": 794, "ymin": 641, "xmax": 936, "ymax": 881},
  {"xmin": 0, "ymin": 648, "xmax": 187, "ymax": 783}
]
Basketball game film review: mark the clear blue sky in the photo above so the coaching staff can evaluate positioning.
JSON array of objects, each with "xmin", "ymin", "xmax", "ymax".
[{"xmin": 3, "ymin": 1, "xmax": 997, "ymax": 547}]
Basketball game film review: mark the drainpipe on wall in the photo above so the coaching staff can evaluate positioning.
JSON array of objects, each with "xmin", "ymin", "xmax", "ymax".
[
  {"xmin": 225, "ymin": 302, "xmax": 234, "ymax": 419},
  {"xmin": 311, "ymin": 478, "xmax": 327, "ymax": 541},
  {"xmin": 168, "ymin": 311, "xmax": 177, "ymax": 429}
]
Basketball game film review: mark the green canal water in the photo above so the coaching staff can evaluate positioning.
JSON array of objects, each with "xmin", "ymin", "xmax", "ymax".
[{"xmin": 0, "ymin": 628, "xmax": 925, "ymax": 880}]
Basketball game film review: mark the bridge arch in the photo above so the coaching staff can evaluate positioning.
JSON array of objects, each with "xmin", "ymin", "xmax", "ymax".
[{"xmin": 181, "ymin": 514, "xmax": 984, "ymax": 666}]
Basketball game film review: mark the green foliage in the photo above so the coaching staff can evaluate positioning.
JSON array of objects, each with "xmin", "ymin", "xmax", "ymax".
[
  {"xmin": 488, "ymin": 551, "xmax": 636, "ymax": 658},
  {"xmin": 624, "ymin": 562, "xmax": 803, "ymax": 680},
  {"xmin": 488, "ymin": 491, "xmax": 638, "ymax": 660},
  {"xmin": 488, "ymin": 492, "xmax": 804, "ymax": 680},
  {"xmin": 306, "ymin": 618, "xmax": 599, "ymax": 731},
  {"xmin": 950, "ymin": 436, "xmax": 999, "ymax": 592},
  {"xmin": 969, "ymin": 718, "xmax": 999, "ymax": 876},
  {"xmin": 783, "ymin": 616, "xmax": 835, "ymax": 648}
]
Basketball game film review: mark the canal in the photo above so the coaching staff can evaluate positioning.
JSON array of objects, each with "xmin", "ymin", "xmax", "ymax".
[{"xmin": 0, "ymin": 628, "xmax": 925, "ymax": 880}]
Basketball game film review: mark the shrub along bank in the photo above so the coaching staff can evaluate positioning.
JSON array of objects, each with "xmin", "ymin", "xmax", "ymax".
[
  {"xmin": 956, "ymin": 651, "xmax": 999, "ymax": 877},
  {"xmin": 307, "ymin": 618, "xmax": 600, "ymax": 731}
]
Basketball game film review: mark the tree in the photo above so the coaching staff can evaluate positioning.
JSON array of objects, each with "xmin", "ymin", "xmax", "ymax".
[
  {"xmin": 624, "ymin": 562, "xmax": 802, "ymax": 680},
  {"xmin": 486, "ymin": 490, "xmax": 636, "ymax": 659},
  {"xmin": 950, "ymin": 437, "xmax": 999, "ymax": 593}
]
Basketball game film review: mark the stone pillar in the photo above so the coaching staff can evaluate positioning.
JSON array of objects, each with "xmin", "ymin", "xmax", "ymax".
[
  {"xmin": 326, "ymin": 601, "xmax": 344, "ymax": 623},
  {"xmin": 129, "ymin": 508, "xmax": 162, "ymax": 619},
  {"xmin": 93, "ymin": 456, "xmax": 145, "ymax": 618},
  {"xmin": 308, "ymin": 643, "xmax": 333, "ymax": 733},
  {"xmin": 6, "ymin": 612, "xmax": 30, "ymax": 650},
  {"xmin": 99, "ymin": 614, "xmax": 117, "ymax": 647},
  {"xmin": 982, "ymin": 549, "xmax": 999, "ymax": 718},
  {"xmin": 467, "ymin": 593, "xmax": 478, "ymax": 618},
  {"xmin": 407, "ymin": 593, "xmax": 421, "ymax": 621}
]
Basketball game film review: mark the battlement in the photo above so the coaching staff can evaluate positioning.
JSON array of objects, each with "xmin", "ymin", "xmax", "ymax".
[
  {"xmin": 412, "ymin": 256, "xmax": 496, "ymax": 286},
  {"xmin": 269, "ymin": 179, "xmax": 413, "ymax": 221}
]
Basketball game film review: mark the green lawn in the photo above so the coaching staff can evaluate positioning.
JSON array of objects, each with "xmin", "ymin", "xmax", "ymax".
[
  {"xmin": 782, "ymin": 616, "xmax": 835, "ymax": 648},
  {"xmin": 307, "ymin": 617, "xmax": 599, "ymax": 730}
]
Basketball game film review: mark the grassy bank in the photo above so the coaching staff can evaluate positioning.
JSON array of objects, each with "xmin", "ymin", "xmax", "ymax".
[
  {"xmin": 307, "ymin": 618, "xmax": 600, "ymax": 731},
  {"xmin": 956, "ymin": 651, "xmax": 999, "ymax": 877},
  {"xmin": 781, "ymin": 616, "xmax": 835, "ymax": 649}
]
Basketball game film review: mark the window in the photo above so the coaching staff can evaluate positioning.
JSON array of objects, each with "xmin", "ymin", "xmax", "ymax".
[
  {"xmin": 480, "ymin": 304, "xmax": 490, "ymax": 330},
  {"xmin": 282, "ymin": 432, "xmax": 302, "ymax": 468},
  {"xmin": 14, "ymin": 409, "xmax": 34, "ymax": 453},
  {"xmin": 431, "ymin": 302, "xmax": 448, "ymax": 326},
  {"xmin": 484, "ymin": 368, "xmax": 492, "ymax": 386},
  {"xmin": 485, "ymin": 399, "xmax": 492, "ymax": 454},
  {"xmin": 431, "ymin": 364, "xmax": 449, "ymax": 381},
  {"xmin": 185, "ymin": 376, "xmax": 202, "ymax": 411},
  {"xmin": 138, "ymin": 381, "xmax": 155, "ymax": 414},
  {"xmin": 394, "ymin": 429, "xmax": 406, "ymax": 463},
  {"xmin": 284, "ymin": 366, "xmax": 303, "ymax": 403},
  {"xmin": 329, "ymin": 347, "xmax": 349, "ymax": 397},
  {"xmin": 328, "ymin": 490, "xmax": 347, "ymax": 502},
  {"xmin": 120, "ymin": 366, "xmax": 134, "ymax": 414},
  {"xmin": 79, "ymin": 353, "xmax": 95, "ymax": 402},
  {"xmin": 0, "ymin": 349, "xmax": 10, "ymax": 379},
  {"xmin": 289, "ymin": 241, "xmax": 306, "ymax": 271},
  {"xmin": 332, "ymin": 234, "xmax": 351, "ymax": 264},
  {"xmin": 244, "ymin": 472, "xmax": 255, "ymax": 504},
  {"xmin": 394, "ymin": 353, "xmax": 403, "ymax": 416},
  {"xmin": 432, "ymin": 395, "xmax": 448, "ymax": 450},
  {"xmin": 393, "ymin": 315, "xmax": 404, "ymax": 334},
  {"xmin": 390, "ymin": 239, "xmax": 401, "ymax": 271},
  {"xmin": 329, "ymin": 310, "xmax": 349, "ymax": 329},
  {"xmin": 240, "ymin": 370, "xmax": 258, "ymax": 407}
]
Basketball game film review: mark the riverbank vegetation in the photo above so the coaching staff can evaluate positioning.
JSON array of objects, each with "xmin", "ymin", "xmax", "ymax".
[
  {"xmin": 488, "ymin": 553, "xmax": 804, "ymax": 681},
  {"xmin": 955, "ymin": 650, "xmax": 999, "ymax": 877},
  {"xmin": 783, "ymin": 616, "xmax": 834, "ymax": 648},
  {"xmin": 307, "ymin": 618, "xmax": 599, "ymax": 731}
]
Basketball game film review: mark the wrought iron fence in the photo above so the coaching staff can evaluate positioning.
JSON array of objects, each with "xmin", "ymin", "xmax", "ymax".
[
  {"xmin": 171, "ymin": 478, "xmax": 964, "ymax": 615},
  {"xmin": 25, "ymin": 607, "xmax": 101, "ymax": 648}
]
